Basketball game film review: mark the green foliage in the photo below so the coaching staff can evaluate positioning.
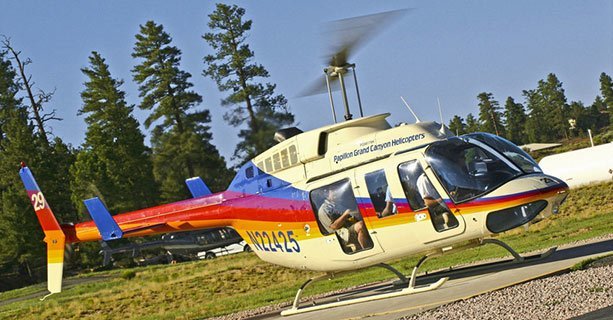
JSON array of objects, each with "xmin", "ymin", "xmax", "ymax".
[
  {"xmin": 121, "ymin": 270, "xmax": 137, "ymax": 280},
  {"xmin": 0, "ymin": 51, "xmax": 45, "ymax": 273},
  {"xmin": 132, "ymin": 21, "xmax": 231, "ymax": 201},
  {"xmin": 465, "ymin": 113, "xmax": 479, "ymax": 133},
  {"xmin": 0, "ymin": 51, "xmax": 77, "ymax": 279},
  {"xmin": 203, "ymin": 3, "xmax": 294, "ymax": 164},
  {"xmin": 598, "ymin": 72, "xmax": 613, "ymax": 127},
  {"xmin": 503, "ymin": 97, "xmax": 526, "ymax": 144},
  {"xmin": 477, "ymin": 92, "xmax": 504, "ymax": 136},
  {"xmin": 71, "ymin": 51, "xmax": 158, "ymax": 217},
  {"xmin": 524, "ymin": 74, "xmax": 570, "ymax": 142},
  {"xmin": 448, "ymin": 115, "xmax": 466, "ymax": 136}
]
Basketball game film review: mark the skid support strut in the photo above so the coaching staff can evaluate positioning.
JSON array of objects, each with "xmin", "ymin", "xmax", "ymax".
[
  {"xmin": 480, "ymin": 238, "xmax": 557, "ymax": 262},
  {"xmin": 281, "ymin": 257, "xmax": 448, "ymax": 316}
]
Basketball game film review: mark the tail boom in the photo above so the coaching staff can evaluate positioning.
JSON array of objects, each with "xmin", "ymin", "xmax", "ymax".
[{"xmin": 62, "ymin": 194, "xmax": 233, "ymax": 243}]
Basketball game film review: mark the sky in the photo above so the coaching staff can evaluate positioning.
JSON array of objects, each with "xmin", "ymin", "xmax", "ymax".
[{"xmin": 1, "ymin": 0, "xmax": 611, "ymax": 166}]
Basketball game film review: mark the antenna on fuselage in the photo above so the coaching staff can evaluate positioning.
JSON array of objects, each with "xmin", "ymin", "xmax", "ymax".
[
  {"xmin": 400, "ymin": 96, "xmax": 421, "ymax": 123},
  {"xmin": 437, "ymin": 97, "xmax": 450, "ymax": 136}
]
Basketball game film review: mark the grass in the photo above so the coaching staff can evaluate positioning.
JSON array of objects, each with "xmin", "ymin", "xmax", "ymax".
[{"xmin": 0, "ymin": 181, "xmax": 611, "ymax": 319}]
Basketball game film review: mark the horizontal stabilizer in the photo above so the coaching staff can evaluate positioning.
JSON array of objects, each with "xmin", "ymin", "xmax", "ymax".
[
  {"xmin": 84, "ymin": 197, "xmax": 123, "ymax": 241},
  {"xmin": 185, "ymin": 177, "xmax": 212, "ymax": 198}
]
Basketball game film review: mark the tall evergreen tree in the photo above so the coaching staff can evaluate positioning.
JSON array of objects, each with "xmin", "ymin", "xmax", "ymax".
[
  {"xmin": 588, "ymin": 96, "xmax": 609, "ymax": 130},
  {"xmin": 448, "ymin": 115, "xmax": 466, "ymax": 136},
  {"xmin": 523, "ymin": 89, "xmax": 547, "ymax": 142},
  {"xmin": 71, "ymin": 52, "xmax": 158, "ymax": 216},
  {"xmin": 203, "ymin": 3, "xmax": 294, "ymax": 163},
  {"xmin": 0, "ymin": 51, "xmax": 44, "ymax": 275},
  {"xmin": 465, "ymin": 113, "xmax": 479, "ymax": 133},
  {"xmin": 477, "ymin": 92, "xmax": 504, "ymax": 136},
  {"xmin": 523, "ymin": 75, "xmax": 569, "ymax": 142},
  {"xmin": 503, "ymin": 97, "xmax": 527, "ymax": 144},
  {"xmin": 132, "ymin": 21, "xmax": 231, "ymax": 201},
  {"xmin": 599, "ymin": 72, "xmax": 613, "ymax": 127}
]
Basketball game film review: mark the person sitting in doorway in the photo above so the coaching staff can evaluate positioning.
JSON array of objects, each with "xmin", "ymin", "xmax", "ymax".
[
  {"xmin": 318, "ymin": 188, "xmax": 369, "ymax": 251},
  {"xmin": 416, "ymin": 172, "xmax": 452, "ymax": 230}
]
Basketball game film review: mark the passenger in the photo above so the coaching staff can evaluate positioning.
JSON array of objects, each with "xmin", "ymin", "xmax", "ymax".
[
  {"xmin": 379, "ymin": 185, "xmax": 397, "ymax": 217},
  {"xmin": 318, "ymin": 188, "xmax": 368, "ymax": 251},
  {"xmin": 416, "ymin": 173, "xmax": 451, "ymax": 230}
]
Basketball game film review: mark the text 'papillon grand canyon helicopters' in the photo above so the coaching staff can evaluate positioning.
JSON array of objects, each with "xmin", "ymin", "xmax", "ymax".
[{"xmin": 20, "ymin": 10, "xmax": 569, "ymax": 315}]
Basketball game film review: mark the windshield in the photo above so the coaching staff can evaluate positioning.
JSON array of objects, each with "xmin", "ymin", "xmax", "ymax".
[
  {"xmin": 425, "ymin": 138, "xmax": 522, "ymax": 203},
  {"xmin": 463, "ymin": 133, "xmax": 542, "ymax": 173}
]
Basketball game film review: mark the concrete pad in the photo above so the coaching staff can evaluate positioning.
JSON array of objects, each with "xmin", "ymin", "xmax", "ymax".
[{"xmin": 264, "ymin": 239, "xmax": 612, "ymax": 320}]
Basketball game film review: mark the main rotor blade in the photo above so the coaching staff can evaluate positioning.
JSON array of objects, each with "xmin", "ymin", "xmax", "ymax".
[
  {"xmin": 324, "ymin": 9, "xmax": 408, "ymax": 67},
  {"xmin": 296, "ymin": 74, "xmax": 342, "ymax": 97}
]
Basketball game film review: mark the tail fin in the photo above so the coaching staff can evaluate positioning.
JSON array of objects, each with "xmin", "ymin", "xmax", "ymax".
[{"xmin": 19, "ymin": 164, "xmax": 65, "ymax": 299}]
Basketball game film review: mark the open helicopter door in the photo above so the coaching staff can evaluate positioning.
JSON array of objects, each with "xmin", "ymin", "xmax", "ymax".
[
  {"xmin": 307, "ymin": 173, "xmax": 384, "ymax": 261},
  {"xmin": 396, "ymin": 156, "xmax": 466, "ymax": 244}
]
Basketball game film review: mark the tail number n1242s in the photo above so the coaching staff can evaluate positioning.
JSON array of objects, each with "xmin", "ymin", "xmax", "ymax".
[{"xmin": 246, "ymin": 230, "xmax": 301, "ymax": 253}]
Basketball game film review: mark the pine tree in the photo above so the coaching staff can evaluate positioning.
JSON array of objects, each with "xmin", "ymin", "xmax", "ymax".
[
  {"xmin": 465, "ymin": 113, "xmax": 479, "ymax": 133},
  {"xmin": 132, "ymin": 21, "xmax": 231, "ymax": 201},
  {"xmin": 0, "ymin": 51, "xmax": 44, "ymax": 275},
  {"xmin": 523, "ymin": 89, "xmax": 546, "ymax": 142},
  {"xmin": 599, "ymin": 72, "xmax": 613, "ymax": 127},
  {"xmin": 589, "ymin": 96, "xmax": 609, "ymax": 130},
  {"xmin": 448, "ymin": 115, "xmax": 466, "ymax": 136},
  {"xmin": 477, "ymin": 92, "xmax": 504, "ymax": 136},
  {"xmin": 537, "ymin": 74, "xmax": 570, "ymax": 140},
  {"xmin": 71, "ymin": 52, "xmax": 158, "ymax": 216},
  {"xmin": 203, "ymin": 3, "xmax": 294, "ymax": 164},
  {"xmin": 503, "ymin": 97, "xmax": 527, "ymax": 144}
]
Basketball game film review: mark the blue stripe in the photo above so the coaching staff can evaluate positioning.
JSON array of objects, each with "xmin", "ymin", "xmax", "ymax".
[{"xmin": 19, "ymin": 167, "xmax": 41, "ymax": 192}]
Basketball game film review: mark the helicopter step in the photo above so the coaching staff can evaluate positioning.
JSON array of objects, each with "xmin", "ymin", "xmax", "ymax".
[{"xmin": 280, "ymin": 238, "xmax": 557, "ymax": 316}]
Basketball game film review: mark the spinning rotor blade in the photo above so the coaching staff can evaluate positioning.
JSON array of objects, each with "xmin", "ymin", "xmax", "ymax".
[
  {"xmin": 297, "ymin": 70, "xmax": 344, "ymax": 97},
  {"xmin": 297, "ymin": 9, "xmax": 408, "ymax": 98},
  {"xmin": 325, "ymin": 9, "xmax": 408, "ymax": 67}
]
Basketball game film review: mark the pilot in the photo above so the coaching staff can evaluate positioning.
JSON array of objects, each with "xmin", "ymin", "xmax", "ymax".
[
  {"xmin": 318, "ymin": 188, "xmax": 368, "ymax": 251},
  {"xmin": 416, "ymin": 173, "xmax": 451, "ymax": 230}
]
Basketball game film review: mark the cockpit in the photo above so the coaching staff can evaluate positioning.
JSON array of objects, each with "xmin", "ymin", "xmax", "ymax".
[{"xmin": 425, "ymin": 134, "xmax": 542, "ymax": 203}]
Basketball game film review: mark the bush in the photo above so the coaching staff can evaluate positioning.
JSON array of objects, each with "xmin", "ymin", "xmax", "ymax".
[{"xmin": 121, "ymin": 270, "xmax": 137, "ymax": 280}]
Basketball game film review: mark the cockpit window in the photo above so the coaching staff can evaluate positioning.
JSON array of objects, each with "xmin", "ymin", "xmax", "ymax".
[
  {"xmin": 425, "ymin": 138, "xmax": 522, "ymax": 203},
  {"xmin": 464, "ymin": 133, "xmax": 542, "ymax": 173}
]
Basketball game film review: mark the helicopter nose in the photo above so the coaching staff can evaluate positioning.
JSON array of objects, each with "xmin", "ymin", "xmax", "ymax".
[{"xmin": 484, "ymin": 175, "xmax": 569, "ymax": 234}]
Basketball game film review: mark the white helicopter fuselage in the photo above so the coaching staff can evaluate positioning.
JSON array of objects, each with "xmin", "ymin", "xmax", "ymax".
[{"xmin": 229, "ymin": 113, "xmax": 568, "ymax": 272}]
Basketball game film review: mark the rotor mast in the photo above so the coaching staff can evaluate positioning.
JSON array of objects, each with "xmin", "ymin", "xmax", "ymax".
[
  {"xmin": 324, "ymin": 63, "xmax": 364, "ymax": 122},
  {"xmin": 302, "ymin": 9, "xmax": 407, "ymax": 123}
]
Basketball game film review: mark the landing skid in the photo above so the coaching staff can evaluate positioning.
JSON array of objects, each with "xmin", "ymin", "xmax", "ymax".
[
  {"xmin": 280, "ymin": 239, "xmax": 557, "ymax": 316},
  {"xmin": 281, "ymin": 258, "xmax": 448, "ymax": 316}
]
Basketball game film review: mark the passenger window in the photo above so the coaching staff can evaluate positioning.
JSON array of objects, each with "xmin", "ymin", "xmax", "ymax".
[
  {"xmin": 289, "ymin": 145, "xmax": 298, "ymax": 165},
  {"xmin": 398, "ymin": 161, "xmax": 459, "ymax": 232},
  {"xmin": 310, "ymin": 179, "xmax": 373, "ymax": 254},
  {"xmin": 273, "ymin": 153, "xmax": 282, "ymax": 170},
  {"xmin": 365, "ymin": 170, "xmax": 397, "ymax": 218},
  {"xmin": 281, "ymin": 149, "xmax": 290, "ymax": 167},
  {"xmin": 265, "ymin": 158, "xmax": 273, "ymax": 172},
  {"xmin": 398, "ymin": 161, "xmax": 427, "ymax": 210}
]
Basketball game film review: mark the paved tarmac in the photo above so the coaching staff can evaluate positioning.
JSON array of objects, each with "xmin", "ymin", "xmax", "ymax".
[{"xmin": 262, "ymin": 238, "xmax": 612, "ymax": 320}]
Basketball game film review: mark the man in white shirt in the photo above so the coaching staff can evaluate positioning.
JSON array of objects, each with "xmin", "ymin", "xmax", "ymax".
[{"xmin": 416, "ymin": 173, "xmax": 450, "ymax": 229}]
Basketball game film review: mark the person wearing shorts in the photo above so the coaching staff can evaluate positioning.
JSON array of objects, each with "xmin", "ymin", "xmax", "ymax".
[{"xmin": 318, "ymin": 188, "xmax": 367, "ymax": 251}]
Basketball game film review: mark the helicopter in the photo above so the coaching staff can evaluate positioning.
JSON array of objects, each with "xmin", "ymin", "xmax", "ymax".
[{"xmin": 20, "ymin": 9, "xmax": 569, "ymax": 315}]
